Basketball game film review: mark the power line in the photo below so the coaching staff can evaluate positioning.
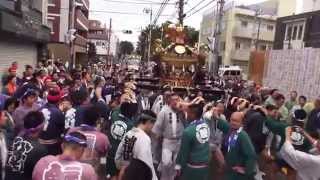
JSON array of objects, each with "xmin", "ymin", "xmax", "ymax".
[
  {"xmin": 152, "ymin": 0, "xmax": 171, "ymax": 25},
  {"xmin": 111, "ymin": 0, "xmax": 167, "ymax": 2},
  {"xmin": 125, "ymin": 0, "xmax": 164, "ymax": 2},
  {"xmin": 184, "ymin": 0, "xmax": 209, "ymax": 15},
  {"xmin": 90, "ymin": 9, "xmax": 170, "ymax": 16},
  {"xmin": 152, "ymin": 0, "xmax": 167, "ymax": 24},
  {"xmin": 185, "ymin": 0, "xmax": 216, "ymax": 19},
  {"xmin": 59, "ymin": 8, "xmax": 171, "ymax": 16},
  {"xmin": 186, "ymin": 0, "xmax": 215, "ymax": 17},
  {"xmin": 103, "ymin": 0, "xmax": 175, "ymax": 5}
]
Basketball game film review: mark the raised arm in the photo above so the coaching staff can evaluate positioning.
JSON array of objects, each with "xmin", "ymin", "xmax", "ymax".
[{"xmin": 280, "ymin": 127, "xmax": 320, "ymax": 170}]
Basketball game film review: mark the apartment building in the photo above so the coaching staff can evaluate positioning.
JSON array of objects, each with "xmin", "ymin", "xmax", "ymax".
[
  {"xmin": 88, "ymin": 20, "xmax": 119, "ymax": 63},
  {"xmin": 47, "ymin": 0, "xmax": 89, "ymax": 65},
  {"xmin": 0, "ymin": 0, "xmax": 50, "ymax": 75},
  {"xmin": 88, "ymin": 20, "xmax": 109, "ymax": 62},
  {"xmin": 274, "ymin": 10, "xmax": 320, "ymax": 50},
  {"xmin": 200, "ymin": 0, "xmax": 296, "ymax": 74}
]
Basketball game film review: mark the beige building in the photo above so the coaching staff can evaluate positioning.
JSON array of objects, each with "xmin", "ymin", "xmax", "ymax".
[{"xmin": 199, "ymin": 0, "xmax": 296, "ymax": 74}]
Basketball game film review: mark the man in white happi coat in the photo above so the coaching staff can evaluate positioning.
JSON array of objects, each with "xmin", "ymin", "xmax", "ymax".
[
  {"xmin": 152, "ymin": 93, "xmax": 185, "ymax": 180},
  {"xmin": 115, "ymin": 110, "xmax": 158, "ymax": 180},
  {"xmin": 151, "ymin": 88, "xmax": 171, "ymax": 115},
  {"xmin": 280, "ymin": 127, "xmax": 320, "ymax": 180}
]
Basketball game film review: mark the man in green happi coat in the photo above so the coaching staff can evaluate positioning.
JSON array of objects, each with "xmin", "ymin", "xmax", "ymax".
[
  {"xmin": 262, "ymin": 105, "xmax": 312, "ymax": 153},
  {"xmin": 257, "ymin": 105, "xmax": 312, "ymax": 180},
  {"xmin": 214, "ymin": 111, "xmax": 257, "ymax": 180},
  {"xmin": 106, "ymin": 101, "xmax": 137, "ymax": 179},
  {"xmin": 175, "ymin": 103, "xmax": 210, "ymax": 180}
]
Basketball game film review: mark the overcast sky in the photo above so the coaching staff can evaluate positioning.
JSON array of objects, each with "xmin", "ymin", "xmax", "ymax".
[{"xmin": 89, "ymin": 0, "xmax": 303, "ymax": 44}]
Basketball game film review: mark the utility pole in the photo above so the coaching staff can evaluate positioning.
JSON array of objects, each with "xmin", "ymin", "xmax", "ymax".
[
  {"xmin": 160, "ymin": 26, "xmax": 164, "ymax": 42},
  {"xmin": 148, "ymin": 9, "xmax": 152, "ymax": 63},
  {"xmin": 254, "ymin": 9, "xmax": 262, "ymax": 51},
  {"xmin": 144, "ymin": 8, "xmax": 152, "ymax": 63},
  {"xmin": 107, "ymin": 18, "xmax": 112, "ymax": 65},
  {"xmin": 212, "ymin": 0, "xmax": 225, "ymax": 75},
  {"xmin": 70, "ymin": 0, "xmax": 76, "ymax": 69},
  {"xmin": 178, "ymin": 0, "xmax": 184, "ymax": 25}
]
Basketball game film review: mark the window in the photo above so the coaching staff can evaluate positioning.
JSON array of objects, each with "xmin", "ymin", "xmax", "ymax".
[
  {"xmin": 48, "ymin": 0, "xmax": 55, "ymax": 5},
  {"xmin": 260, "ymin": 24, "xmax": 266, "ymax": 31},
  {"xmin": 260, "ymin": 45, "xmax": 267, "ymax": 51},
  {"xmin": 47, "ymin": 20, "xmax": 54, "ymax": 33},
  {"xmin": 298, "ymin": 25, "xmax": 304, "ymax": 40},
  {"xmin": 206, "ymin": 27, "xmax": 211, "ymax": 34},
  {"xmin": 221, "ymin": 42, "xmax": 226, "ymax": 51},
  {"xmin": 96, "ymin": 41, "xmax": 101, "ymax": 46},
  {"xmin": 230, "ymin": 71, "xmax": 240, "ymax": 76},
  {"xmin": 292, "ymin": 26, "xmax": 298, "ymax": 40},
  {"xmin": 235, "ymin": 42, "xmax": 241, "ymax": 49},
  {"xmin": 267, "ymin": 25, "xmax": 274, "ymax": 31},
  {"xmin": 286, "ymin": 26, "xmax": 292, "ymax": 40},
  {"xmin": 221, "ymin": 22, "xmax": 226, "ymax": 31},
  {"xmin": 243, "ymin": 42, "xmax": 251, "ymax": 49},
  {"xmin": 241, "ymin": 21, "xmax": 248, "ymax": 27}
]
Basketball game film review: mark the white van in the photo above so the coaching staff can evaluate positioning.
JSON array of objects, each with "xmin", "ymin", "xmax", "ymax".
[{"xmin": 218, "ymin": 65, "xmax": 242, "ymax": 79}]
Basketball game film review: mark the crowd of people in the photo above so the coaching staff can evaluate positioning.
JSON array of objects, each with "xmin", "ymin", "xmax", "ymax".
[{"xmin": 0, "ymin": 60, "xmax": 319, "ymax": 180}]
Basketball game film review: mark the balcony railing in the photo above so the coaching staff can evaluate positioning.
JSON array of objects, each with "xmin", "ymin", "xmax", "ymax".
[
  {"xmin": 252, "ymin": 31, "xmax": 275, "ymax": 42},
  {"xmin": 233, "ymin": 27, "xmax": 275, "ymax": 42},
  {"xmin": 76, "ymin": 9, "xmax": 89, "ymax": 31},
  {"xmin": 74, "ymin": 34, "xmax": 87, "ymax": 47},
  {"xmin": 233, "ymin": 27, "xmax": 253, "ymax": 39}
]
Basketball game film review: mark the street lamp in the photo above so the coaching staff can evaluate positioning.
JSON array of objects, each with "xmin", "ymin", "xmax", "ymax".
[{"xmin": 143, "ymin": 7, "xmax": 152, "ymax": 64}]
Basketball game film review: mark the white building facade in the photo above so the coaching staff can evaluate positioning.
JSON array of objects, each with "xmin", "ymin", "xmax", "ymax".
[
  {"xmin": 302, "ymin": 0, "xmax": 320, "ymax": 12},
  {"xmin": 88, "ymin": 20, "xmax": 119, "ymax": 62}
]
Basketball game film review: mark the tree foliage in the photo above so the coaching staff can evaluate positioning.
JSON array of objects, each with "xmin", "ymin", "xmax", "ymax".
[{"xmin": 119, "ymin": 41, "xmax": 134, "ymax": 55}]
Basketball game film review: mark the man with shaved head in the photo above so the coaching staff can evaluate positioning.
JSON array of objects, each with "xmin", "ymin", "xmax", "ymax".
[{"xmin": 213, "ymin": 110, "xmax": 257, "ymax": 180}]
